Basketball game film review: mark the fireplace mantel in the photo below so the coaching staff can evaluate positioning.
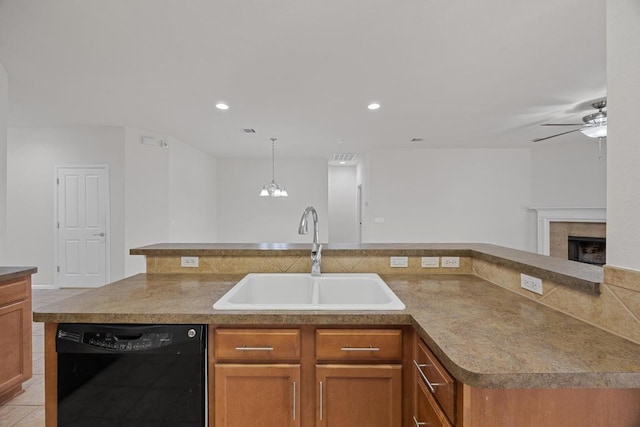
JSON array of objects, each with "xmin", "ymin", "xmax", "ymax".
[{"xmin": 531, "ymin": 207, "xmax": 607, "ymax": 256}]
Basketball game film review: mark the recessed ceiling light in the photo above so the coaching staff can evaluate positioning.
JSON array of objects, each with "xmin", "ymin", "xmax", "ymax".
[
  {"xmin": 367, "ymin": 103, "xmax": 381, "ymax": 110},
  {"xmin": 339, "ymin": 161, "xmax": 346, "ymax": 165},
  {"xmin": 216, "ymin": 103, "xmax": 229, "ymax": 110}
]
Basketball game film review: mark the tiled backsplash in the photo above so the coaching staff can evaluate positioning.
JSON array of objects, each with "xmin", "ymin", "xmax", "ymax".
[
  {"xmin": 145, "ymin": 254, "xmax": 640, "ymax": 345},
  {"xmin": 146, "ymin": 255, "xmax": 472, "ymax": 275},
  {"xmin": 473, "ymin": 260, "xmax": 640, "ymax": 345}
]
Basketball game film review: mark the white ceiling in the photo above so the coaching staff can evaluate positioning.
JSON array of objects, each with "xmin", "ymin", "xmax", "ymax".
[{"xmin": 0, "ymin": 0, "xmax": 606, "ymax": 159}]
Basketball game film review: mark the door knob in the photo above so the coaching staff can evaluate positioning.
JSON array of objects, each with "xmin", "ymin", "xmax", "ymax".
[{"xmin": 93, "ymin": 233, "xmax": 105, "ymax": 237}]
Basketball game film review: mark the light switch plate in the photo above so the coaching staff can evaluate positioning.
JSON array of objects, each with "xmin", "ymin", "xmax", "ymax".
[
  {"xmin": 521, "ymin": 273, "xmax": 543, "ymax": 295},
  {"xmin": 181, "ymin": 256, "xmax": 199, "ymax": 268},
  {"xmin": 441, "ymin": 257, "xmax": 460, "ymax": 268},
  {"xmin": 390, "ymin": 256, "xmax": 409, "ymax": 267},
  {"xmin": 421, "ymin": 257, "xmax": 440, "ymax": 268}
]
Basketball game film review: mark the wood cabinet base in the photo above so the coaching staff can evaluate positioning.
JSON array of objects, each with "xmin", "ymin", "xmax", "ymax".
[
  {"xmin": 0, "ymin": 383, "xmax": 24, "ymax": 405},
  {"xmin": 459, "ymin": 384, "xmax": 640, "ymax": 427}
]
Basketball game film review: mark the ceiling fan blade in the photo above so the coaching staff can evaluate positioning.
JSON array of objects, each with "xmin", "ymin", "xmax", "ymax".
[
  {"xmin": 532, "ymin": 128, "xmax": 582, "ymax": 142},
  {"xmin": 540, "ymin": 123, "xmax": 584, "ymax": 126}
]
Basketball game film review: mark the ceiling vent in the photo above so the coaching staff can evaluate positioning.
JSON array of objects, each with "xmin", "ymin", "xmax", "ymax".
[
  {"xmin": 330, "ymin": 153, "xmax": 356, "ymax": 165},
  {"xmin": 332, "ymin": 153, "xmax": 356, "ymax": 163},
  {"xmin": 243, "ymin": 128, "xmax": 256, "ymax": 133}
]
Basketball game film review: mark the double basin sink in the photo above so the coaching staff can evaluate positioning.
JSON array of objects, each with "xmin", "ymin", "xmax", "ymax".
[{"xmin": 213, "ymin": 273, "xmax": 405, "ymax": 311}]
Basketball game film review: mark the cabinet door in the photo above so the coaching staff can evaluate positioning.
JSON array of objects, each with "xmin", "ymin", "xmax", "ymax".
[
  {"xmin": 214, "ymin": 364, "xmax": 300, "ymax": 427},
  {"xmin": 0, "ymin": 300, "xmax": 31, "ymax": 395},
  {"xmin": 316, "ymin": 364, "xmax": 402, "ymax": 427},
  {"xmin": 414, "ymin": 378, "xmax": 452, "ymax": 427}
]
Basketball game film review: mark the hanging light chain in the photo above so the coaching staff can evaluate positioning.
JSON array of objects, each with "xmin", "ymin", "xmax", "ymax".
[
  {"xmin": 259, "ymin": 137, "xmax": 288, "ymax": 197},
  {"xmin": 271, "ymin": 138, "xmax": 276, "ymax": 182}
]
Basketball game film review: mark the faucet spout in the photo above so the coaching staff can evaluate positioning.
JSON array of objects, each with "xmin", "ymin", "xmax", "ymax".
[{"xmin": 298, "ymin": 206, "xmax": 322, "ymax": 276}]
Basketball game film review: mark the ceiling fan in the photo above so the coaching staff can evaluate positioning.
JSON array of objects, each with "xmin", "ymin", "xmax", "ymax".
[{"xmin": 533, "ymin": 100, "xmax": 607, "ymax": 142}]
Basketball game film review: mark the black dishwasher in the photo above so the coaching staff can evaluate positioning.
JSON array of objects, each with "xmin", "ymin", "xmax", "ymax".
[{"xmin": 56, "ymin": 323, "xmax": 206, "ymax": 427}]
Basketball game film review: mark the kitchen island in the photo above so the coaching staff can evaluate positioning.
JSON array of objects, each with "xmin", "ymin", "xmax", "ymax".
[{"xmin": 34, "ymin": 244, "xmax": 640, "ymax": 426}]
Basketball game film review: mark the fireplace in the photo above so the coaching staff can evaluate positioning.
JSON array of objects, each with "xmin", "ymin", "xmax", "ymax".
[{"xmin": 568, "ymin": 236, "xmax": 606, "ymax": 266}]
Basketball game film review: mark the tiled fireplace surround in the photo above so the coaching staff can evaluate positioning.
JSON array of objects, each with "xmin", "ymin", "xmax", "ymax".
[{"xmin": 146, "ymin": 248, "xmax": 640, "ymax": 345}]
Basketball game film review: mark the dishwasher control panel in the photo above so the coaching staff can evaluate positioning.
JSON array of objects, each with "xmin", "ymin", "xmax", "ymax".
[
  {"xmin": 83, "ymin": 331, "xmax": 173, "ymax": 351},
  {"xmin": 56, "ymin": 324, "xmax": 204, "ymax": 354}
]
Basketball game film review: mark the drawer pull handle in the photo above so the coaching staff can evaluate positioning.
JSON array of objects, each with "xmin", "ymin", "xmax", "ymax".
[
  {"xmin": 319, "ymin": 381, "xmax": 324, "ymax": 421},
  {"xmin": 292, "ymin": 381, "xmax": 296, "ymax": 421},
  {"xmin": 413, "ymin": 416, "xmax": 427, "ymax": 426},
  {"xmin": 341, "ymin": 345, "xmax": 380, "ymax": 352},
  {"xmin": 414, "ymin": 359, "xmax": 442, "ymax": 394},
  {"xmin": 234, "ymin": 345, "xmax": 273, "ymax": 351}
]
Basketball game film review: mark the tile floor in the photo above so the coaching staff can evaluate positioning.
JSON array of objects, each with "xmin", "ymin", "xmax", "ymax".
[{"xmin": 0, "ymin": 289, "xmax": 88, "ymax": 427}]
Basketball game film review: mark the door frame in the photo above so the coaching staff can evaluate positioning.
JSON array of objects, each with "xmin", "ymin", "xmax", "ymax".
[{"xmin": 53, "ymin": 165, "xmax": 111, "ymax": 289}]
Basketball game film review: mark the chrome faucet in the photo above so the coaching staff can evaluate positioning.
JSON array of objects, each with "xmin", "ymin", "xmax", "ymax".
[{"xmin": 298, "ymin": 206, "xmax": 322, "ymax": 276}]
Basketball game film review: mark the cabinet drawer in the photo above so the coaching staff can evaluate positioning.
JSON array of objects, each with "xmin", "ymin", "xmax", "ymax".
[
  {"xmin": 0, "ymin": 278, "xmax": 29, "ymax": 307},
  {"xmin": 414, "ymin": 377, "xmax": 452, "ymax": 427},
  {"xmin": 214, "ymin": 329, "xmax": 300, "ymax": 361},
  {"xmin": 415, "ymin": 339, "xmax": 455, "ymax": 424},
  {"xmin": 316, "ymin": 329, "xmax": 402, "ymax": 361}
]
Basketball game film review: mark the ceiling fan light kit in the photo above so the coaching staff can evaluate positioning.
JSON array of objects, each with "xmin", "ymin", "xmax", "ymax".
[{"xmin": 534, "ymin": 100, "xmax": 607, "ymax": 142}]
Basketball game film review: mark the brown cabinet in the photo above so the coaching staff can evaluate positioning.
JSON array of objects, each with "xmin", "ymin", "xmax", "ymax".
[
  {"xmin": 413, "ymin": 338, "xmax": 455, "ymax": 425},
  {"xmin": 0, "ymin": 275, "xmax": 32, "ymax": 404},
  {"xmin": 214, "ymin": 328, "xmax": 301, "ymax": 361},
  {"xmin": 215, "ymin": 364, "xmax": 300, "ymax": 427},
  {"xmin": 415, "ymin": 378, "xmax": 452, "ymax": 427},
  {"xmin": 316, "ymin": 364, "xmax": 402, "ymax": 427},
  {"xmin": 212, "ymin": 328, "xmax": 301, "ymax": 427},
  {"xmin": 315, "ymin": 328, "xmax": 403, "ymax": 427},
  {"xmin": 316, "ymin": 329, "xmax": 403, "ymax": 362},
  {"xmin": 210, "ymin": 326, "xmax": 403, "ymax": 427},
  {"xmin": 413, "ymin": 335, "xmax": 640, "ymax": 427}
]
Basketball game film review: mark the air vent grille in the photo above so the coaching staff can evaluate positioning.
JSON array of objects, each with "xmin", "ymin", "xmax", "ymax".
[
  {"xmin": 243, "ymin": 128, "xmax": 256, "ymax": 133},
  {"xmin": 332, "ymin": 153, "xmax": 356, "ymax": 162}
]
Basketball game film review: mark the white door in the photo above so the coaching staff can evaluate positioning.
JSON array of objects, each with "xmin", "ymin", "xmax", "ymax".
[{"xmin": 56, "ymin": 166, "xmax": 109, "ymax": 288}]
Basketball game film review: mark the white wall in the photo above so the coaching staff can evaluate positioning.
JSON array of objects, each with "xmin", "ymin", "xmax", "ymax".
[
  {"xmin": 124, "ymin": 128, "xmax": 170, "ymax": 276},
  {"xmin": 328, "ymin": 166, "xmax": 357, "ymax": 243},
  {"xmin": 531, "ymin": 140, "xmax": 606, "ymax": 208},
  {"xmin": 364, "ymin": 148, "xmax": 533, "ymax": 250},
  {"xmin": 6, "ymin": 126, "xmax": 126, "ymax": 286},
  {"xmin": 124, "ymin": 128, "xmax": 218, "ymax": 277},
  {"xmin": 0, "ymin": 62, "xmax": 7, "ymax": 261},
  {"xmin": 217, "ymin": 157, "xmax": 328, "ymax": 243},
  {"xmin": 606, "ymin": 0, "xmax": 640, "ymax": 271},
  {"xmin": 169, "ymin": 139, "xmax": 217, "ymax": 242}
]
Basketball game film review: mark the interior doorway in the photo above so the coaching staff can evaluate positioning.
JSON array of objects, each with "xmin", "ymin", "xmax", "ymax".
[{"xmin": 55, "ymin": 166, "xmax": 110, "ymax": 288}]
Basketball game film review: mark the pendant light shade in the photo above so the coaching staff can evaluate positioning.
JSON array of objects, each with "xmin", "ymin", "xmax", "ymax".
[{"xmin": 259, "ymin": 138, "xmax": 288, "ymax": 197}]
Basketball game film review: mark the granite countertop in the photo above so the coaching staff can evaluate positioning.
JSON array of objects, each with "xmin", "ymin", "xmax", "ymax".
[
  {"xmin": 0, "ymin": 266, "xmax": 38, "ymax": 282},
  {"xmin": 33, "ymin": 273, "xmax": 640, "ymax": 390},
  {"xmin": 130, "ymin": 243, "xmax": 603, "ymax": 293}
]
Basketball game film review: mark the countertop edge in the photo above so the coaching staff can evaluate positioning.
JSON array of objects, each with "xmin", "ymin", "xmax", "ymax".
[{"xmin": 0, "ymin": 266, "xmax": 38, "ymax": 282}]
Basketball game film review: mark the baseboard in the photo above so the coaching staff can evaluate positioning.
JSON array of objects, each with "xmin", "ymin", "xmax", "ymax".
[{"xmin": 32, "ymin": 284, "xmax": 57, "ymax": 290}]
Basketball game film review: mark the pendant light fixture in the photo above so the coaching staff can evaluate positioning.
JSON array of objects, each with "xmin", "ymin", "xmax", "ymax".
[{"xmin": 259, "ymin": 138, "xmax": 288, "ymax": 197}]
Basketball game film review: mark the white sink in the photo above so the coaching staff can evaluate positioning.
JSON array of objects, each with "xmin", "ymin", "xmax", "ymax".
[{"xmin": 213, "ymin": 273, "xmax": 405, "ymax": 311}]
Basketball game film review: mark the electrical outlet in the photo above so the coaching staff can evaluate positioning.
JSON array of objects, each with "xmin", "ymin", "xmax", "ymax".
[
  {"xmin": 390, "ymin": 256, "xmax": 409, "ymax": 267},
  {"xmin": 181, "ymin": 256, "xmax": 199, "ymax": 268},
  {"xmin": 421, "ymin": 257, "xmax": 440, "ymax": 268},
  {"xmin": 520, "ymin": 273, "xmax": 543, "ymax": 295},
  {"xmin": 441, "ymin": 257, "xmax": 460, "ymax": 268}
]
